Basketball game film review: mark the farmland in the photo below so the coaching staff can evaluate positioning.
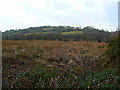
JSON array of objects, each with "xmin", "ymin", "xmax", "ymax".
[
  {"xmin": 61, "ymin": 31, "xmax": 83, "ymax": 35},
  {"xmin": 2, "ymin": 40, "xmax": 120, "ymax": 88}
]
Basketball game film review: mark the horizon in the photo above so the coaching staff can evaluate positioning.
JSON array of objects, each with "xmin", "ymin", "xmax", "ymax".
[
  {"xmin": 1, "ymin": 25, "xmax": 117, "ymax": 33},
  {"xmin": 0, "ymin": 0, "xmax": 119, "ymax": 32}
]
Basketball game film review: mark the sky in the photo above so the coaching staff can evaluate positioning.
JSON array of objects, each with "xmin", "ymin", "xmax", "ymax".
[{"xmin": 0, "ymin": 0, "xmax": 119, "ymax": 32}]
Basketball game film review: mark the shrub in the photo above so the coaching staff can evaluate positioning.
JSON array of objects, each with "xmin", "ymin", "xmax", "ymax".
[{"xmin": 105, "ymin": 31, "xmax": 120, "ymax": 69}]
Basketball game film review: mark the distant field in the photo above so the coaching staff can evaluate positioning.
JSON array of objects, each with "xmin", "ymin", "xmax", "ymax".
[
  {"xmin": 25, "ymin": 31, "xmax": 83, "ymax": 36},
  {"xmin": 61, "ymin": 31, "xmax": 83, "ymax": 35},
  {"xmin": 2, "ymin": 40, "xmax": 120, "ymax": 88}
]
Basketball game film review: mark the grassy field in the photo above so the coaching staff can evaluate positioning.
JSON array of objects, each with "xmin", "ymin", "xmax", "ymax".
[
  {"xmin": 61, "ymin": 31, "xmax": 83, "ymax": 35},
  {"xmin": 2, "ymin": 40, "xmax": 120, "ymax": 88}
]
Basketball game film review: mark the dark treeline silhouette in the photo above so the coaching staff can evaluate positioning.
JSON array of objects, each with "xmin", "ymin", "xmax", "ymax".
[{"xmin": 2, "ymin": 26, "xmax": 116, "ymax": 42}]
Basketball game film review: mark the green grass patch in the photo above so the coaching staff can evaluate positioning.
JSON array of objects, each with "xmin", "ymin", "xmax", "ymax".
[
  {"xmin": 61, "ymin": 31, "xmax": 83, "ymax": 35},
  {"xmin": 10, "ymin": 67, "xmax": 120, "ymax": 88},
  {"xmin": 79, "ymin": 68, "xmax": 120, "ymax": 88}
]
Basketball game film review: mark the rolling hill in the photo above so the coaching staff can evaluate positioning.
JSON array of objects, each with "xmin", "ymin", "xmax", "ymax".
[{"xmin": 2, "ymin": 26, "xmax": 116, "ymax": 42}]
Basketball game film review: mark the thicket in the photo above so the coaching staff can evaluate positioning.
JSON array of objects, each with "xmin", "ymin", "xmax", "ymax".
[{"xmin": 106, "ymin": 31, "xmax": 120, "ymax": 70}]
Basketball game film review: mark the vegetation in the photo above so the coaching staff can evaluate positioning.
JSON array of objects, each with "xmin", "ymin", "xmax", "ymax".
[
  {"xmin": 8, "ymin": 67, "xmax": 120, "ymax": 88},
  {"xmin": 105, "ymin": 31, "xmax": 120, "ymax": 70},
  {"xmin": 2, "ymin": 26, "xmax": 120, "ymax": 88},
  {"xmin": 2, "ymin": 40, "xmax": 120, "ymax": 88},
  {"xmin": 61, "ymin": 31, "xmax": 83, "ymax": 35},
  {"xmin": 2, "ymin": 26, "xmax": 115, "ymax": 42}
]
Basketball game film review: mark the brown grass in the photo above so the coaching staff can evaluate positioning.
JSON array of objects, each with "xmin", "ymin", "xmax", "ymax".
[{"xmin": 3, "ymin": 40, "xmax": 108, "ymax": 71}]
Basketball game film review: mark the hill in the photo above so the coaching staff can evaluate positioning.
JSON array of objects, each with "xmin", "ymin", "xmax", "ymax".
[{"xmin": 2, "ymin": 26, "xmax": 116, "ymax": 42}]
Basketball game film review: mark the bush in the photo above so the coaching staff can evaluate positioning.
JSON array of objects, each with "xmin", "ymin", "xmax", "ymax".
[{"xmin": 105, "ymin": 31, "xmax": 120, "ymax": 69}]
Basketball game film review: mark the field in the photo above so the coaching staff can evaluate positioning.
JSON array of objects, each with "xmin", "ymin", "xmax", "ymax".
[
  {"xmin": 2, "ymin": 40, "xmax": 120, "ymax": 88},
  {"xmin": 61, "ymin": 31, "xmax": 83, "ymax": 35}
]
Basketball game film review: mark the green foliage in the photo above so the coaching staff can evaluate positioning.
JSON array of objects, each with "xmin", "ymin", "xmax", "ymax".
[
  {"xmin": 9, "ymin": 67, "xmax": 120, "ymax": 88},
  {"xmin": 106, "ymin": 31, "xmax": 120, "ymax": 69},
  {"xmin": 13, "ymin": 67, "xmax": 58, "ymax": 88},
  {"xmin": 79, "ymin": 68, "xmax": 120, "ymax": 88},
  {"xmin": 61, "ymin": 31, "xmax": 83, "ymax": 35},
  {"xmin": 2, "ymin": 26, "xmax": 115, "ymax": 42}
]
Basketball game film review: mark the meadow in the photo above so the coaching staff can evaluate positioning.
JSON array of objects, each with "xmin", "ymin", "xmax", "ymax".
[
  {"xmin": 2, "ymin": 40, "xmax": 120, "ymax": 88},
  {"xmin": 61, "ymin": 31, "xmax": 83, "ymax": 35}
]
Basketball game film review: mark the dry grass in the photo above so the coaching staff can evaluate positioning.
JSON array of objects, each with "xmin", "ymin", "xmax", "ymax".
[{"xmin": 3, "ymin": 40, "xmax": 108, "ymax": 70}]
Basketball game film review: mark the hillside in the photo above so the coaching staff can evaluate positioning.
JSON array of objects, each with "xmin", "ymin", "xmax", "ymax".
[{"xmin": 2, "ymin": 26, "xmax": 116, "ymax": 42}]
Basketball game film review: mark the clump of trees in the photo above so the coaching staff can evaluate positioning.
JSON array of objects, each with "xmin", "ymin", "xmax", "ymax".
[{"xmin": 106, "ymin": 31, "xmax": 120, "ymax": 69}]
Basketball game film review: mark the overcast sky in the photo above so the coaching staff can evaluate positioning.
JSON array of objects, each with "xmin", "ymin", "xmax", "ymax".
[{"xmin": 0, "ymin": 0, "xmax": 119, "ymax": 32}]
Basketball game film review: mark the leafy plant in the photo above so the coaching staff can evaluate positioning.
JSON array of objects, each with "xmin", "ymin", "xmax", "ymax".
[{"xmin": 105, "ymin": 31, "xmax": 120, "ymax": 69}]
